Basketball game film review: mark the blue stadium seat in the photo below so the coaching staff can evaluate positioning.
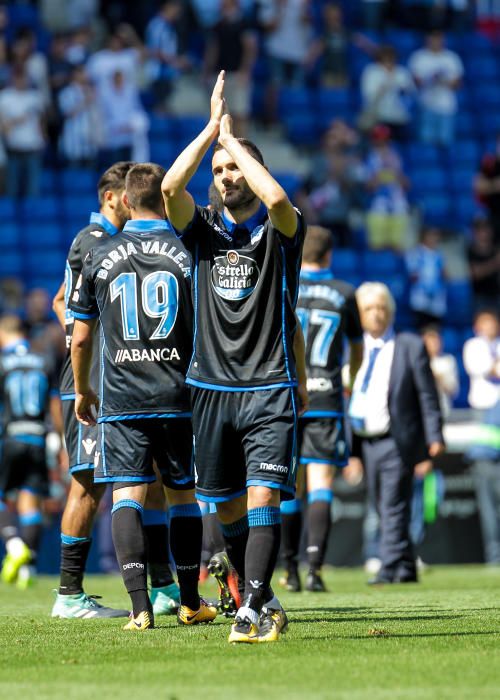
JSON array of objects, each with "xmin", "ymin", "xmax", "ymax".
[
  {"xmin": 23, "ymin": 222, "xmax": 63, "ymax": 249},
  {"xmin": 149, "ymin": 114, "xmax": 177, "ymax": 139},
  {"xmin": 278, "ymin": 87, "xmax": 313, "ymax": 120},
  {"xmin": 449, "ymin": 168, "xmax": 475, "ymax": 194},
  {"xmin": 446, "ymin": 280, "xmax": 473, "ymax": 326},
  {"xmin": 24, "ymin": 250, "xmax": 66, "ymax": 278},
  {"xmin": 384, "ymin": 30, "xmax": 420, "ymax": 58},
  {"xmin": 456, "ymin": 112, "xmax": 476, "ymax": 139},
  {"xmin": 41, "ymin": 169, "xmax": 57, "ymax": 194},
  {"xmin": 454, "ymin": 196, "xmax": 480, "ymax": 225},
  {"xmin": 0, "ymin": 252, "xmax": 23, "ymax": 277},
  {"xmin": 478, "ymin": 113, "xmax": 500, "ymax": 137},
  {"xmin": 275, "ymin": 172, "xmax": 301, "ymax": 198},
  {"xmin": 361, "ymin": 250, "xmax": 404, "ymax": 275},
  {"xmin": 283, "ymin": 113, "xmax": 319, "ymax": 146},
  {"xmin": 0, "ymin": 223, "xmax": 20, "ymax": 249},
  {"xmin": 405, "ymin": 143, "xmax": 441, "ymax": 166},
  {"xmin": 470, "ymin": 84, "xmax": 500, "ymax": 108},
  {"xmin": 27, "ymin": 277, "xmax": 62, "ymax": 297},
  {"xmin": 466, "ymin": 57, "xmax": 498, "ymax": 80},
  {"xmin": 419, "ymin": 193, "xmax": 451, "ymax": 223},
  {"xmin": 331, "ymin": 249, "xmax": 360, "ymax": 276},
  {"xmin": 441, "ymin": 327, "xmax": 462, "ymax": 354},
  {"xmin": 59, "ymin": 169, "xmax": 96, "ymax": 193},
  {"xmin": 0, "ymin": 197, "xmax": 16, "ymax": 219},
  {"xmin": 447, "ymin": 141, "xmax": 480, "ymax": 167},
  {"xmin": 411, "ymin": 168, "xmax": 448, "ymax": 193},
  {"xmin": 149, "ymin": 137, "xmax": 178, "ymax": 165},
  {"xmin": 19, "ymin": 197, "xmax": 59, "ymax": 221},
  {"xmin": 61, "ymin": 195, "xmax": 98, "ymax": 219},
  {"xmin": 315, "ymin": 89, "xmax": 351, "ymax": 124}
]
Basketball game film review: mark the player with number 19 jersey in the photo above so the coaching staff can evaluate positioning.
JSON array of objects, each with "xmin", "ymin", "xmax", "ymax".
[{"xmin": 70, "ymin": 219, "xmax": 193, "ymax": 484}]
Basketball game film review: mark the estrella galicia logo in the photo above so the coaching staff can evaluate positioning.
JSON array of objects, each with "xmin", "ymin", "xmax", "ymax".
[{"xmin": 211, "ymin": 250, "xmax": 260, "ymax": 301}]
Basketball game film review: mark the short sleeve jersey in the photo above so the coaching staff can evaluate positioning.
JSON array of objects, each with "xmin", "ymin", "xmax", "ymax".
[
  {"xmin": 179, "ymin": 204, "xmax": 305, "ymax": 390},
  {"xmin": 0, "ymin": 340, "xmax": 58, "ymax": 437},
  {"xmin": 59, "ymin": 212, "xmax": 119, "ymax": 398},
  {"xmin": 70, "ymin": 220, "xmax": 193, "ymax": 420},
  {"xmin": 296, "ymin": 270, "xmax": 362, "ymax": 415}
]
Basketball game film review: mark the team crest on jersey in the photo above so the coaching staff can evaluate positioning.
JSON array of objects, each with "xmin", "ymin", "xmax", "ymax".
[
  {"xmin": 211, "ymin": 250, "xmax": 260, "ymax": 301},
  {"xmin": 90, "ymin": 230, "xmax": 104, "ymax": 238}
]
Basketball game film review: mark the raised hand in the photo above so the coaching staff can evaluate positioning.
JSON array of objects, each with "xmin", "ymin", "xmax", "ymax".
[
  {"xmin": 210, "ymin": 70, "xmax": 225, "ymax": 125},
  {"xmin": 218, "ymin": 113, "xmax": 234, "ymax": 143}
]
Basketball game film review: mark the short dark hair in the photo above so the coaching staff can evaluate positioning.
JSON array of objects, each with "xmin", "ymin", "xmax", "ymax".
[
  {"xmin": 303, "ymin": 226, "xmax": 333, "ymax": 263},
  {"xmin": 125, "ymin": 162, "xmax": 166, "ymax": 212},
  {"xmin": 97, "ymin": 161, "xmax": 134, "ymax": 205},
  {"xmin": 213, "ymin": 138, "xmax": 264, "ymax": 166}
]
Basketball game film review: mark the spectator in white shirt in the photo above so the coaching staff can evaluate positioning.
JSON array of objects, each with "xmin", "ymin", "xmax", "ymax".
[
  {"xmin": 360, "ymin": 45, "xmax": 415, "ymax": 141},
  {"xmin": 86, "ymin": 28, "xmax": 144, "ymax": 98},
  {"xmin": 409, "ymin": 31, "xmax": 463, "ymax": 147},
  {"xmin": 97, "ymin": 69, "xmax": 150, "ymax": 169},
  {"xmin": 0, "ymin": 68, "xmax": 46, "ymax": 198},
  {"xmin": 58, "ymin": 65, "xmax": 100, "ymax": 166},
  {"xmin": 145, "ymin": 0, "xmax": 190, "ymax": 112},
  {"xmin": 421, "ymin": 325, "xmax": 459, "ymax": 418},
  {"xmin": 405, "ymin": 226, "xmax": 447, "ymax": 328},
  {"xmin": 463, "ymin": 310, "xmax": 500, "ymax": 411}
]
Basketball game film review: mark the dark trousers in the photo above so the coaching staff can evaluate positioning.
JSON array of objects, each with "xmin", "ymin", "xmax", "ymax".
[
  {"xmin": 474, "ymin": 460, "xmax": 500, "ymax": 564},
  {"xmin": 362, "ymin": 435, "xmax": 416, "ymax": 579}
]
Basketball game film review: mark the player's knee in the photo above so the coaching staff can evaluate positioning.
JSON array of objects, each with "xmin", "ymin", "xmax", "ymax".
[
  {"xmin": 247, "ymin": 485, "xmax": 280, "ymax": 510},
  {"xmin": 216, "ymin": 495, "xmax": 247, "ymax": 524},
  {"xmin": 165, "ymin": 487, "xmax": 196, "ymax": 507},
  {"xmin": 69, "ymin": 473, "xmax": 105, "ymax": 507}
]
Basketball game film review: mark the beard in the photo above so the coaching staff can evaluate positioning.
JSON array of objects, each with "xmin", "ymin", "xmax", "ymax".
[
  {"xmin": 115, "ymin": 198, "xmax": 130, "ymax": 229},
  {"xmin": 222, "ymin": 184, "xmax": 257, "ymax": 212}
]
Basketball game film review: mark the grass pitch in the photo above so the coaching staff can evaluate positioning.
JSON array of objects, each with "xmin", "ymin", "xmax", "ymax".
[{"xmin": 0, "ymin": 566, "xmax": 499, "ymax": 700}]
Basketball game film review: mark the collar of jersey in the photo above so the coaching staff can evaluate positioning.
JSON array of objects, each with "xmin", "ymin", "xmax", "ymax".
[
  {"xmin": 219, "ymin": 203, "xmax": 267, "ymax": 233},
  {"xmin": 89, "ymin": 212, "xmax": 118, "ymax": 236},
  {"xmin": 300, "ymin": 269, "xmax": 334, "ymax": 281},
  {"xmin": 123, "ymin": 219, "xmax": 172, "ymax": 234},
  {"xmin": 2, "ymin": 339, "xmax": 29, "ymax": 354}
]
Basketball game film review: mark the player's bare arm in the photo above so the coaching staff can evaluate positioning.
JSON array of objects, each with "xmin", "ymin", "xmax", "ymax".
[
  {"xmin": 217, "ymin": 113, "xmax": 298, "ymax": 237},
  {"xmin": 71, "ymin": 317, "xmax": 99, "ymax": 426},
  {"xmin": 161, "ymin": 70, "xmax": 225, "ymax": 230},
  {"xmin": 52, "ymin": 282, "xmax": 66, "ymax": 330},
  {"xmin": 293, "ymin": 320, "xmax": 309, "ymax": 416}
]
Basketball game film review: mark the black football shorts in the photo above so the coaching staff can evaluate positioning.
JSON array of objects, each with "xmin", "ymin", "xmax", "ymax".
[
  {"xmin": 0, "ymin": 437, "xmax": 49, "ymax": 497},
  {"xmin": 94, "ymin": 417, "xmax": 195, "ymax": 489},
  {"xmin": 299, "ymin": 415, "xmax": 349, "ymax": 467},
  {"xmin": 62, "ymin": 398, "xmax": 98, "ymax": 474},
  {"xmin": 191, "ymin": 386, "xmax": 298, "ymax": 502}
]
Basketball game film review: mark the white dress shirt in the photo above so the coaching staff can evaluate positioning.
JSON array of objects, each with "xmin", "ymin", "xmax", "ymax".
[
  {"xmin": 349, "ymin": 329, "xmax": 395, "ymax": 437},
  {"xmin": 463, "ymin": 335, "xmax": 500, "ymax": 410}
]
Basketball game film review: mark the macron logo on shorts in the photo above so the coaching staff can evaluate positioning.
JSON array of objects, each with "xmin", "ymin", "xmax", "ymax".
[
  {"xmin": 259, "ymin": 462, "xmax": 288, "ymax": 474},
  {"xmin": 82, "ymin": 438, "xmax": 96, "ymax": 456}
]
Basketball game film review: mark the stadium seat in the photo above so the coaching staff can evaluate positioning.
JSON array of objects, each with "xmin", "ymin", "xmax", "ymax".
[
  {"xmin": 283, "ymin": 113, "xmax": 319, "ymax": 146},
  {"xmin": 278, "ymin": 87, "xmax": 313, "ymax": 120},
  {"xmin": 447, "ymin": 141, "xmax": 479, "ymax": 167},
  {"xmin": 411, "ymin": 168, "xmax": 448, "ymax": 193},
  {"xmin": 315, "ymin": 88, "xmax": 351, "ymax": 124},
  {"xmin": 330, "ymin": 249, "xmax": 360, "ymax": 276},
  {"xmin": 24, "ymin": 250, "xmax": 66, "ymax": 278},
  {"xmin": 0, "ymin": 223, "xmax": 20, "ymax": 249},
  {"xmin": 275, "ymin": 172, "xmax": 301, "ymax": 198},
  {"xmin": 19, "ymin": 197, "xmax": 59, "ymax": 221},
  {"xmin": 449, "ymin": 168, "xmax": 475, "ymax": 193},
  {"xmin": 149, "ymin": 114, "xmax": 177, "ymax": 139},
  {"xmin": 23, "ymin": 222, "xmax": 63, "ymax": 249},
  {"xmin": 61, "ymin": 195, "xmax": 98, "ymax": 219},
  {"xmin": 456, "ymin": 112, "xmax": 476, "ymax": 139},
  {"xmin": 467, "ymin": 57, "xmax": 498, "ymax": 80},
  {"xmin": 419, "ymin": 193, "xmax": 451, "ymax": 224},
  {"xmin": 59, "ymin": 169, "xmax": 96, "ymax": 193},
  {"xmin": 0, "ymin": 252, "xmax": 23, "ymax": 277},
  {"xmin": 478, "ymin": 113, "xmax": 500, "ymax": 137},
  {"xmin": 361, "ymin": 250, "xmax": 405, "ymax": 276},
  {"xmin": 41, "ymin": 169, "xmax": 57, "ymax": 194},
  {"xmin": 0, "ymin": 197, "xmax": 16, "ymax": 220},
  {"xmin": 446, "ymin": 280, "xmax": 473, "ymax": 326},
  {"xmin": 27, "ymin": 276, "xmax": 62, "ymax": 297},
  {"xmin": 441, "ymin": 327, "xmax": 462, "ymax": 354},
  {"xmin": 405, "ymin": 143, "xmax": 441, "ymax": 166}
]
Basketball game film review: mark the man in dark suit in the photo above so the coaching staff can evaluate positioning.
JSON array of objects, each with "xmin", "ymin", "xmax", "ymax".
[{"xmin": 349, "ymin": 282, "xmax": 445, "ymax": 583}]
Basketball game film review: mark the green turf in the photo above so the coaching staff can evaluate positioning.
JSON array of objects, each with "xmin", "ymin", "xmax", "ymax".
[{"xmin": 0, "ymin": 566, "xmax": 499, "ymax": 700}]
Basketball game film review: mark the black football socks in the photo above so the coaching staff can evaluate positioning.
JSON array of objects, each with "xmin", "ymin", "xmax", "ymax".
[
  {"xmin": 143, "ymin": 509, "xmax": 174, "ymax": 588},
  {"xmin": 111, "ymin": 500, "xmax": 150, "ymax": 617},
  {"xmin": 307, "ymin": 490, "xmax": 333, "ymax": 571},
  {"xmin": 169, "ymin": 503, "xmax": 202, "ymax": 610}
]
